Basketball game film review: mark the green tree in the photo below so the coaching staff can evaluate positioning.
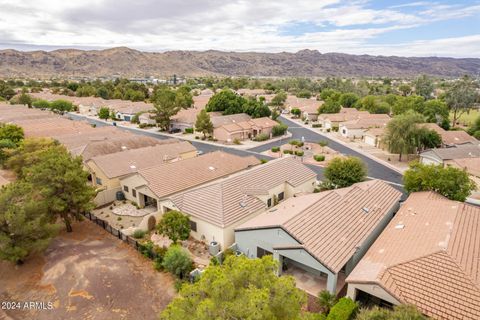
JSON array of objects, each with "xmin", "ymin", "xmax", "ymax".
[
  {"xmin": 17, "ymin": 92, "xmax": 33, "ymax": 107},
  {"xmin": 398, "ymin": 83, "xmax": 412, "ymax": 96},
  {"xmin": 414, "ymin": 75, "xmax": 434, "ymax": 100},
  {"xmin": 195, "ymin": 109, "xmax": 213, "ymax": 138},
  {"xmin": 416, "ymin": 127, "xmax": 442, "ymax": 151},
  {"xmin": 0, "ymin": 81, "xmax": 15, "ymax": 100},
  {"xmin": 0, "ymin": 123, "xmax": 24, "ymax": 145},
  {"xmin": 296, "ymin": 89, "xmax": 312, "ymax": 99},
  {"xmin": 318, "ymin": 290, "xmax": 337, "ymax": 315},
  {"xmin": 161, "ymin": 245, "xmax": 193, "ymax": 279},
  {"xmin": 5, "ymin": 138, "xmax": 57, "ymax": 177},
  {"xmin": 319, "ymin": 89, "xmax": 341, "ymax": 101},
  {"xmin": 404, "ymin": 161, "xmax": 476, "ymax": 201},
  {"xmin": 152, "ymin": 88, "xmax": 192, "ymax": 131},
  {"xmin": 160, "ymin": 255, "xmax": 307, "ymax": 320},
  {"xmin": 22, "ymin": 144, "xmax": 96, "ymax": 232},
  {"xmin": 339, "ymin": 93, "xmax": 359, "ymax": 108},
  {"xmin": 50, "ymin": 99, "xmax": 73, "ymax": 112},
  {"xmin": 205, "ymin": 89, "xmax": 246, "ymax": 115},
  {"xmin": 356, "ymin": 304, "xmax": 426, "ymax": 320},
  {"xmin": 291, "ymin": 108, "xmax": 302, "ymax": 117},
  {"xmin": 326, "ymin": 297, "xmax": 358, "ymax": 320},
  {"xmin": 323, "ymin": 157, "xmax": 367, "ymax": 189},
  {"xmin": 384, "ymin": 112, "xmax": 424, "ymax": 161},
  {"xmin": 0, "ymin": 181, "xmax": 59, "ymax": 264},
  {"xmin": 446, "ymin": 76, "xmax": 478, "ymax": 127},
  {"xmin": 468, "ymin": 115, "xmax": 480, "ymax": 137},
  {"xmin": 271, "ymin": 91, "xmax": 288, "ymax": 107},
  {"xmin": 422, "ymin": 99, "xmax": 449, "ymax": 127},
  {"xmin": 319, "ymin": 97, "xmax": 341, "ymax": 114},
  {"xmin": 32, "ymin": 99, "xmax": 51, "ymax": 109},
  {"xmin": 272, "ymin": 123, "xmax": 288, "ymax": 137},
  {"xmin": 392, "ymin": 96, "xmax": 424, "ymax": 115},
  {"xmin": 98, "ymin": 107, "xmax": 110, "ymax": 120},
  {"xmin": 156, "ymin": 210, "xmax": 191, "ymax": 244}
]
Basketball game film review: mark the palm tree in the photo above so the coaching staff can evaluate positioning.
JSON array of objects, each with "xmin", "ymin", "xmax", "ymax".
[{"xmin": 318, "ymin": 290, "xmax": 337, "ymax": 315}]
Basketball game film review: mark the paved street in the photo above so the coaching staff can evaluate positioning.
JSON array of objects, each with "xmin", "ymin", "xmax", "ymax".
[{"xmin": 68, "ymin": 113, "xmax": 403, "ymax": 187}]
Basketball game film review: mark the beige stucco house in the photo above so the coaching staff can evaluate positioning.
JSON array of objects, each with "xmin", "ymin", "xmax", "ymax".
[
  {"xmin": 167, "ymin": 157, "xmax": 318, "ymax": 249},
  {"xmin": 346, "ymin": 191, "xmax": 480, "ymax": 320}
]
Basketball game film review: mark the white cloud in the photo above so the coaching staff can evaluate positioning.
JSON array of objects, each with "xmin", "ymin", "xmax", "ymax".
[{"xmin": 0, "ymin": 0, "xmax": 479, "ymax": 58}]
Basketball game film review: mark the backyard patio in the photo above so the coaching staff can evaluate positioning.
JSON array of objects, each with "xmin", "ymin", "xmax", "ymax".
[{"xmin": 284, "ymin": 264, "xmax": 346, "ymax": 297}]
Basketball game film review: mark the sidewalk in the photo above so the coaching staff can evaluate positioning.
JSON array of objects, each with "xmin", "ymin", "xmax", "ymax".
[{"xmin": 282, "ymin": 116, "xmax": 406, "ymax": 174}]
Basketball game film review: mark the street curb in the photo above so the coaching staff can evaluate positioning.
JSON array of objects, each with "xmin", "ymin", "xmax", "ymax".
[{"xmin": 280, "ymin": 115, "xmax": 405, "ymax": 175}]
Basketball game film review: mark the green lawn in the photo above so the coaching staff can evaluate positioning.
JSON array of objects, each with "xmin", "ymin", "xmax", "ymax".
[{"xmin": 450, "ymin": 109, "xmax": 479, "ymax": 127}]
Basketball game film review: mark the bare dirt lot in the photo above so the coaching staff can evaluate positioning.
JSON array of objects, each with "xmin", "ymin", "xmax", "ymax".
[{"xmin": 0, "ymin": 221, "xmax": 176, "ymax": 320}]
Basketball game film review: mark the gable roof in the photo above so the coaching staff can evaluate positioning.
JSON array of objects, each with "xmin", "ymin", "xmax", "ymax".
[
  {"xmin": 210, "ymin": 113, "xmax": 252, "ymax": 128},
  {"xmin": 419, "ymin": 123, "xmax": 478, "ymax": 146},
  {"xmin": 171, "ymin": 157, "xmax": 317, "ymax": 228},
  {"xmin": 237, "ymin": 180, "xmax": 402, "ymax": 273},
  {"xmin": 422, "ymin": 144, "xmax": 480, "ymax": 161},
  {"xmin": 134, "ymin": 151, "xmax": 260, "ymax": 199},
  {"xmin": 341, "ymin": 116, "xmax": 390, "ymax": 130},
  {"xmin": 346, "ymin": 192, "xmax": 480, "ymax": 320},
  {"xmin": 87, "ymin": 141, "xmax": 196, "ymax": 179}
]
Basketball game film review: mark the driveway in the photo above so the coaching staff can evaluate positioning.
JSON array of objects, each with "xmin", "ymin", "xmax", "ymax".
[{"xmin": 0, "ymin": 221, "xmax": 175, "ymax": 320}]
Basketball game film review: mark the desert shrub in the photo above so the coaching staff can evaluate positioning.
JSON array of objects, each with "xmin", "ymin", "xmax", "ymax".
[
  {"xmin": 272, "ymin": 123, "xmax": 288, "ymax": 136},
  {"xmin": 162, "ymin": 245, "xmax": 193, "ymax": 279},
  {"xmin": 314, "ymin": 154, "xmax": 326, "ymax": 162},
  {"xmin": 271, "ymin": 146, "xmax": 280, "ymax": 152},
  {"xmin": 283, "ymin": 149, "xmax": 292, "ymax": 154},
  {"xmin": 326, "ymin": 298, "xmax": 358, "ymax": 320},
  {"xmin": 253, "ymin": 133, "xmax": 269, "ymax": 141},
  {"xmin": 260, "ymin": 159, "xmax": 268, "ymax": 164},
  {"xmin": 139, "ymin": 240, "xmax": 155, "ymax": 259},
  {"xmin": 139, "ymin": 123, "xmax": 148, "ymax": 129},
  {"xmin": 312, "ymin": 123, "xmax": 322, "ymax": 128},
  {"xmin": 233, "ymin": 138, "xmax": 242, "ymax": 144},
  {"xmin": 133, "ymin": 229, "xmax": 146, "ymax": 239},
  {"xmin": 295, "ymin": 150, "xmax": 304, "ymax": 156},
  {"xmin": 184, "ymin": 127, "xmax": 194, "ymax": 134}
]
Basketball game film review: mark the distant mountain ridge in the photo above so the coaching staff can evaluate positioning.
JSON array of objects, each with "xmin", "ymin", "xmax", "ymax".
[{"xmin": 0, "ymin": 47, "xmax": 479, "ymax": 78}]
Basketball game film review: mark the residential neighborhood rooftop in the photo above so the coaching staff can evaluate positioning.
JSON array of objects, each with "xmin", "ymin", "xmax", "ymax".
[
  {"xmin": 135, "ymin": 151, "xmax": 260, "ymax": 199},
  {"xmin": 346, "ymin": 191, "xmax": 480, "ymax": 320},
  {"xmin": 87, "ymin": 141, "xmax": 196, "ymax": 178},
  {"xmin": 422, "ymin": 144, "xmax": 480, "ymax": 160},
  {"xmin": 236, "ymin": 180, "xmax": 402, "ymax": 273},
  {"xmin": 171, "ymin": 157, "xmax": 318, "ymax": 228}
]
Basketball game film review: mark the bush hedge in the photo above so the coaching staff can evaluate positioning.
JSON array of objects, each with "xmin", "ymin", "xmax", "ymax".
[
  {"xmin": 326, "ymin": 298, "xmax": 358, "ymax": 320},
  {"xmin": 295, "ymin": 151, "xmax": 304, "ymax": 156},
  {"xmin": 314, "ymin": 154, "xmax": 326, "ymax": 162},
  {"xmin": 271, "ymin": 146, "xmax": 280, "ymax": 152},
  {"xmin": 254, "ymin": 133, "xmax": 269, "ymax": 141},
  {"xmin": 184, "ymin": 127, "xmax": 194, "ymax": 134}
]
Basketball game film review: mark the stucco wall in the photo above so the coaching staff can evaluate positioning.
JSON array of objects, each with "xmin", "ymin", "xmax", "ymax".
[
  {"xmin": 87, "ymin": 161, "xmax": 121, "ymax": 190},
  {"xmin": 347, "ymin": 283, "xmax": 401, "ymax": 305}
]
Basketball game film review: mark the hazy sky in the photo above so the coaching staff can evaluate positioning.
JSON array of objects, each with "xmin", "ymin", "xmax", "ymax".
[{"xmin": 0, "ymin": 0, "xmax": 479, "ymax": 57}]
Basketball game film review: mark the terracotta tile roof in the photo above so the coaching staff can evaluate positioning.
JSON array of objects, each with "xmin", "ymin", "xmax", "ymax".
[
  {"xmin": 65, "ymin": 134, "xmax": 178, "ymax": 161},
  {"xmin": 364, "ymin": 127, "xmax": 385, "ymax": 137},
  {"xmin": 445, "ymin": 158, "xmax": 480, "ymax": 177},
  {"xmin": 249, "ymin": 117, "xmax": 278, "ymax": 128},
  {"xmin": 419, "ymin": 123, "xmax": 478, "ymax": 146},
  {"xmin": 14, "ymin": 117, "xmax": 96, "ymax": 138},
  {"xmin": 136, "ymin": 151, "xmax": 260, "ymax": 199},
  {"xmin": 171, "ymin": 157, "xmax": 317, "ymax": 228},
  {"xmin": 87, "ymin": 141, "xmax": 196, "ymax": 179},
  {"xmin": 237, "ymin": 180, "xmax": 402, "ymax": 273},
  {"xmin": 170, "ymin": 95, "xmax": 211, "ymax": 125},
  {"xmin": 346, "ymin": 191, "xmax": 480, "ymax": 320},
  {"xmin": 285, "ymin": 96, "xmax": 321, "ymax": 114},
  {"xmin": 423, "ymin": 144, "xmax": 480, "ymax": 160},
  {"xmin": 341, "ymin": 116, "xmax": 390, "ymax": 130},
  {"xmin": 211, "ymin": 113, "xmax": 252, "ymax": 128}
]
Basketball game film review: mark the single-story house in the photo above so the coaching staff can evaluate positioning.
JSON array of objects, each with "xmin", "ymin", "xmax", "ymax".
[
  {"xmin": 139, "ymin": 112, "xmax": 156, "ymax": 125},
  {"xmin": 170, "ymin": 94, "xmax": 211, "ymax": 131},
  {"xmin": 167, "ymin": 157, "xmax": 318, "ymax": 250},
  {"xmin": 212, "ymin": 113, "xmax": 278, "ymax": 143},
  {"xmin": 419, "ymin": 123, "xmax": 478, "ymax": 147},
  {"xmin": 317, "ymin": 109, "xmax": 370, "ymax": 131},
  {"xmin": 419, "ymin": 144, "xmax": 480, "ymax": 166},
  {"xmin": 285, "ymin": 96, "xmax": 322, "ymax": 121},
  {"xmin": 86, "ymin": 141, "xmax": 197, "ymax": 190},
  {"xmin": 112, "ymin": 101, "xmax": 153, "ymax": 122},
  {"xmin": 339, "ymin": 115, "xmax": 390, "ymax": 139},
  {"xmin": 120, "ymin": 151, "xmax": 260, "ymax": 229},
  {"xmin": 346, "ymin": 191, "xmax": 480, "ymax": 320},
  {"xmin": 235, "ymin": 180, "xmax": 402, "ymax": 295},
  {"xmin": 363, "ymin": 127, "xmax": 385, "ymax": 148}
]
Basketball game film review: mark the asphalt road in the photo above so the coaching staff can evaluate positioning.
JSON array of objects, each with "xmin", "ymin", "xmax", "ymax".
[{"xmin": 68, "ymin": 114, "xmax": 403, "ymax": 187}]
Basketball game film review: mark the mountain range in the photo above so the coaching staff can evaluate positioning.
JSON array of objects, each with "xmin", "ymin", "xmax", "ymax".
[{"xmin": 1, "ymin": 47, "xmax": 479, "ymax": 79}]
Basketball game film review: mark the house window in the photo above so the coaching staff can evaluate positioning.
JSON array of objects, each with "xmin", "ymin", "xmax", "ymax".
[
  {"xmin": 123, "ymin": 185, "xmax": 129, "ymax": 192},
  {"xmin": 267, "ymin": 198, "xmax": 272, "ymax": 207},
  {"xmin": 95, "ymin": 177, "xmax": 102, "ymax": 185},
  {"xmin": 132, "ymin": 189, "xmax": 137, "ymax": 197},
  {"xmin": 189, "ymin": 220, "xmax": 197, "ymax": 232},
  {"xmin": 278, "ymin": 192, "xmax": 285, "ymax": 201}
]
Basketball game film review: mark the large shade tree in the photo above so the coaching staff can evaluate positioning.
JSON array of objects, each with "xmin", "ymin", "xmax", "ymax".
[
  {"xmin": 384, "ymin": 111, "xmax": 424, "ymax": 161},
  {"xmin": 323, "ymin": 156, "xmax": 367, "ymax": 189},
  {"xmin": 446, "ymin": 76, "xmax": 478, "ymax": 127},
  {"xmin": 160, "ymin": 255, "xmax": 308, "ymax": 320}
]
